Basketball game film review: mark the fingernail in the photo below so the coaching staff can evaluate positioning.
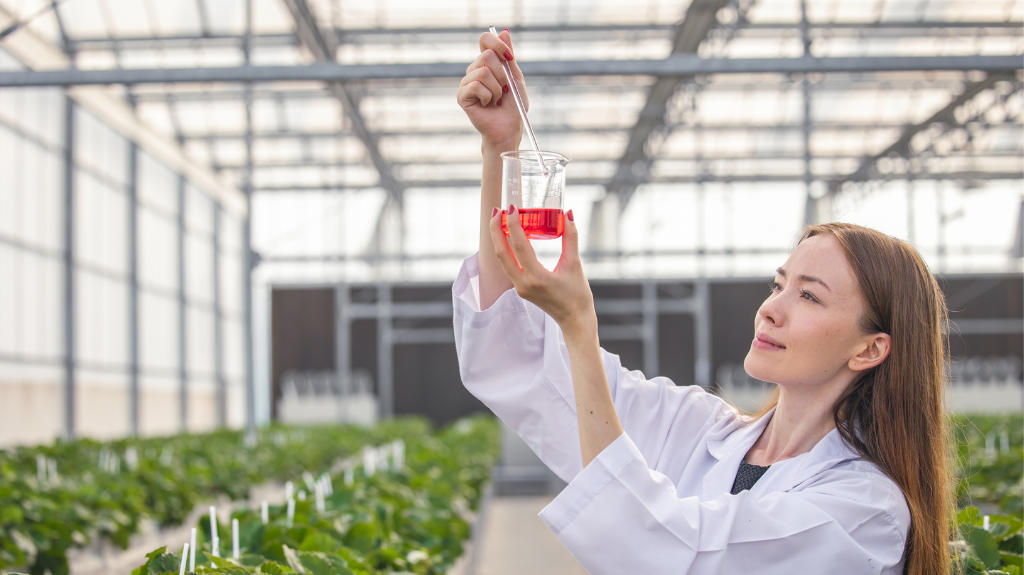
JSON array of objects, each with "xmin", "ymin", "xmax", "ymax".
[
  {"xmin": 502, "ymin": 84, "xmax": 509, "ymax": 94},
  {"xmin": 496, "ymin": 98, "xmax": 502, "ymax": 106},
  {"xmin": 491, "ymin": 207, "xmax": 499, "ymax": 218},
  {"xmin": 503, "ymin": 49, "xmax": 513, "ymax": 61},
  {"xmin": 566, "ymin": 209, "xmax": 574, "ymax": 222},
  {"xmin": 509, "ymin": 204, "xmax": 516, "ymax": 214},
  {"xmin": 503, "ymin": 28, "xmax": 509, "ymax": 33}
]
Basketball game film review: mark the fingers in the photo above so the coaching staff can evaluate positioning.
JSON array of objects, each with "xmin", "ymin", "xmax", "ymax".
[
  {"xmin": 503, "ymin": 205, "xmax": 543, "ymax": 276},
  {"xmin": 560, "ymin": 209, "xmax": 580, "ymax": 264},
  {"xmin": 457, "ymin": 66, "xmax": 503, "ymax": 107},
  {"xmin": 478, "ymin": 30, "xmax": 514, "ymax": 66},
  {"xmin": 457, "ymin": 79, "xmax": 493, "ymax": 108},
  {"xmin": 488, "ymin": 207, "xmax": 524, "ymax": 282},
  {"xmin": 497, "ymin": 29, "xmax": 526, "ymax": 97}
]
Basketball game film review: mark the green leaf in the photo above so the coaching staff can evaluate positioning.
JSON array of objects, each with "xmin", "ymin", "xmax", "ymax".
[
  {"xmin": 282, "ymin": 545, "xmax": 305, "ymax": 574},
  {"xmin": 991, "ymin": 515, "xmax": 1024, "ymax": 539},
  {"xmin": 298, "ymin": 551, "xmax": 355, "ymax": 575},
  {"xmin": 964, "ymin": 524, "xmax": 1004, "ymax": 569},
  {"xmin": 257, "ymin": 560, "xmax": 297, "ymax": 574},
  {"xmin": 1002, "ymin": 551, "xmax": 1024, "ymax": 569},
  {"xmin": 960, "ymin": 507, "xmax": 981, "ymax": 526},
  {"xmin": 299, "ymin": 531, "xmax": 339, "ymax": 553},
  {"xmin": 1003, "ymin": 534, "xmax": 1024, "ymax": 555},
  {"xmin": 342, "ymin": 523, "xmax": 378, "ymax": 555}
]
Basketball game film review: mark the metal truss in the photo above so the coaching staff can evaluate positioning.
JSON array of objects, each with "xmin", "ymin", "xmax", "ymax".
[
  {"xmin": 62, "ymin": 20, "xmax": 1024, "ymax": 52},
  {"xmin": 0, "ymin": 55, "xmax": 1018, "ymax": 87}
]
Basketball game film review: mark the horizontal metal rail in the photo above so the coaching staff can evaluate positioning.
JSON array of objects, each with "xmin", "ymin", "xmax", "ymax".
[{"xmin": 0, "ymin": 55, "xmax": 1019, "ymax": 87}]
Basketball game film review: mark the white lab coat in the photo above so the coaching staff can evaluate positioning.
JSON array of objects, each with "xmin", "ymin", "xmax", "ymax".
[{"xmin": 452, "ymin": 254, "xmax": 910, "ymax": 574}]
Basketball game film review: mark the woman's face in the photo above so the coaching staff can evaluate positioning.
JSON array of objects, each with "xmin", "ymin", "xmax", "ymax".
[{"xmin": 743, "ymin": 234, "xmax": 872, "ymax": 388}]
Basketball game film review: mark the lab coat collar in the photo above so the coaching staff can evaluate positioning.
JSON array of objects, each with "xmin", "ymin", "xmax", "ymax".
[{"xmin": 701, "ymin": 407, "xmax": 863, "ymax": 500}]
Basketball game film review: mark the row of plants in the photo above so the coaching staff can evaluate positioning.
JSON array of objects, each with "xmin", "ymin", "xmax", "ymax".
[
  {"xmin": 0, "ymin": 418, "xmax": 464, "ymax": 575},
  {"xmin": 125, "ymin": 416, "xmax": 499, "ymax": 575},
  {"xmin": 951, "ymin": 413, "xmax": 1023, "ymax": 574}
]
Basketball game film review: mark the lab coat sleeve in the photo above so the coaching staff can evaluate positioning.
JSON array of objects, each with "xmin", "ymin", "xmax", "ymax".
[
  {"xmin": 452, "ymin": 253, "xmax": 736, "ymax": 483},
  {"xmin": 539, "ymin": 433, "xmax": 908, "ymax": 575}
]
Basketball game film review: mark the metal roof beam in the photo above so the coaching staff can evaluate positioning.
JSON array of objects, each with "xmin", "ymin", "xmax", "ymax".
[
  {"xmin": 250, "ymin": 170, "xmax": 1023, "ymax": 192},
  {"xmin": 279, "ymin": 0, "xmax": 403, "ymax": 205},
  {"xmin": 1, "ymin": 54, "xmax": 1017, "ymax": 86},
  {"xmin": 825, "ymin": 73, "xmax": 1015, "ymax": 196},
  {"xmin": 607, "ymin": 0, "xmax": 742, "ymax": 209},
  {"xmin": 180, "ymin": 121, "xmax": 922, "ymax": 141},
  {"xmin": 63, "ymin": 20, "xmax": 1024, "ymax": 51}
]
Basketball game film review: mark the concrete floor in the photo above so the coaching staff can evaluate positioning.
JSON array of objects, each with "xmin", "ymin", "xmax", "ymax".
[{"xmin": 475, "ymin": 495, "xmax": 588, "ymax": 575}]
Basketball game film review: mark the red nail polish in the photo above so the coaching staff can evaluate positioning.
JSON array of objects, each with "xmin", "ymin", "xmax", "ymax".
[
  {"xmin": 566, "ymin": 209, "xmax": 574, "ymax": 222},
  {"xmin": 503, "ymin": 28, "xmax": 509, "ymax": 33},
  {"xmin": 503, "ymin": 49, "xmax": 513, "ymax": 61},
  {"xmin": 509, "ymin": 204, "xmax": 516, "ymax": 213},
  {"xmin": 502, "ymin": 84, "xmax": 509, "ymax": 94},
  {"xmin": 491, "ymin": 207, "xmax": 499, "ymax": 217},
  {"xmin": 496, "ymin": 98, "xmax": 502, "ymax": 106}
]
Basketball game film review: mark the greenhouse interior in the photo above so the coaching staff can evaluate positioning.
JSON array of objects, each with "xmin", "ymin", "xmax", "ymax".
[{"xmin": 0, "ymin": 0, "xmax": 1021, "ymax": 573}]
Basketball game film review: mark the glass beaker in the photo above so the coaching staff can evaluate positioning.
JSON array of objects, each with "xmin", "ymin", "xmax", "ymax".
[{"xmin": 500, "ymin": 151, "xmax": 571, "ymax": 240}]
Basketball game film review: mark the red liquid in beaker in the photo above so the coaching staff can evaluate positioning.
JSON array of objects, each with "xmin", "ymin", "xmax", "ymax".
[{"xmin": 501, "ymin": 208, "xmax": 564, "ymax": 240}]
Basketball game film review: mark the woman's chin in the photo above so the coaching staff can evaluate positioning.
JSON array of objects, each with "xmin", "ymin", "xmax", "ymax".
[{"xmin": 742, "ymin": 354, "xmax": 774, "ymax": 384}]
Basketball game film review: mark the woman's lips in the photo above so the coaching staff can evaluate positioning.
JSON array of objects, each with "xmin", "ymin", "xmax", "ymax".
[{"xmin": 752, "ymin": 333, "xmax": 786, "ymax": 351}]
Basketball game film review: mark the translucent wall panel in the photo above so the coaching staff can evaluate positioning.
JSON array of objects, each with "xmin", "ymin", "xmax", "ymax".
[
  {"xmin": 139, "ymin": 291, "xmax": 179, "ymax": 374},
  {"xmin": 186, "ymin": 306, "xmax": 216, "ymax": 378},
  {"xmin": 138, "ymin": 151, "xmax": 179, "ymax": 216},
  {"xmin": 138, "ymin": 207, "xmax": 179, "ymax": 292},
  {"xmin": 219, "ymin": 249, "xmax": 244, "ymax": 317},
  {"xmin": 75, "ymin": 172, "xmax": 127, "ymax": 276},
  {"xmin": 75, "ymin": 109, "xmax": 128, "ymax": 187},
  {"xmin": 0, "ymin": 85, "xmax": 65, "ymax": 149},
  {"xmin": 185, "ymin": 183, "xmax": 214, "ymax": 235},
  {"xmin": 0, "ymin": 127, "xmax": 63, "ymax": 253},
  {"xmin": 0, "ymin": 244, "xmax": 62, "ymax": 360},
  {"xmin": 223, "ymin": 318, "xmax": 245, "ymax": 382},
  {"xmin": 76, "ymin": 270, "xmax": 128, "ymax": 368},
  {"xmin": 185, "ymin": 232, "xmax": 215, "ymax": 304},
  {"xmin": 139, "ymin": 374, "xmax": 180, "ymax": 436}
]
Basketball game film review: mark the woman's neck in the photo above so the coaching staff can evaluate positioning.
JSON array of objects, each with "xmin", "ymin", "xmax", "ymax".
[{"xmin": 744, "ymin": 381, "xmax": 847, "ymax": 467}]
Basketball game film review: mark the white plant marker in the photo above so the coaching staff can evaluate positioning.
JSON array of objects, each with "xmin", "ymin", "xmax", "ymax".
[
  {"xmin": 210, "ymin": 506, "xmax": 219, "ymax": 543},
  {"xmin": 393, "ymin": 439, "xmax": 405, "ymax": 470},
  {"xmin": 315, "ymin": 482, "xmax": 325, "ymax": 513},
  {"xmin": 232, "ymin": 518, "xmax": 240, "ymax": 559},
  {"xmin": 983, "ymin": 515, "xmax": 991, "ymax": 531},
  {"xmin": 298, "ymin": 489, "xmax": 306, "ymax": 501},
  {"xmin": 211, "ymin": 535, "xmax": 218, "ymax": 568},
  {"xmin": 36, "ymin": 454, "xmax": 46, "ymax": 482},
  {"xmin": 303, "ymin": 471, "xmax": 316, "ymax": 492},
  {"xmin": 363, "ymin": 447, "xmax": 376, "ymax": 476},
  {"xmin": 986, "ymin": 431, "xmax": 997, "ymax": 461},
  {"xmin": 344, "ymin": 467, "xmax": 354, "ymax": 486},
  {"xmin": 321, "ymin": 473, "xmax": 333, "ymax": 495},
  {"xmin": 48, "ymin": 459, "xmax": 58, "ymax": 484},
  {"xmin": 1000, "ymin": 431, "xmax": 1010, "ymax": 454},
  {"xmin": 189, "ymin": 528, "xmax": 197, "ymax": 572},
  {"xmin": 285, "ymin": 481, "xmax": 294, "ymax": 501},
  {"xmin": 125, "ymin": 447, "xmax": 138, "ymax": 471},
  {"xmin": 287, "ymin": 498, "xmax": 295, "ymax": 527},
  {"xmin": 179, "ymin": 543, "xmax": 190, "ymax": 575},
  {"xmin": 261, "ymin": 500, "xmax": 269, "ymax": 525}
]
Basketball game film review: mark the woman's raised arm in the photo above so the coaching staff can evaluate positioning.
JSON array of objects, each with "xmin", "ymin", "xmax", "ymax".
[{"xmin": 456, "ymin": 29, "xmax": 527, "ymax": 309}]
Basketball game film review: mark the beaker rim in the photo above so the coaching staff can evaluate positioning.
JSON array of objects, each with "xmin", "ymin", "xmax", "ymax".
[{"xmin": 500, "ymin": 150, "xmax": 572, "ymax": 164}]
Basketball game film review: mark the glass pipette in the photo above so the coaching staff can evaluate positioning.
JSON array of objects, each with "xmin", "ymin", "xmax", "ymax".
[{"xmin": 489, "ymin": 26, "xmax": 548, "ymax": 176}]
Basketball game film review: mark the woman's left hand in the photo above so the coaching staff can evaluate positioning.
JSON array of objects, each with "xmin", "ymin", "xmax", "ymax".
[{"xmin": 488, "ymin": 206, "xmax": 597, "ymax": 341}]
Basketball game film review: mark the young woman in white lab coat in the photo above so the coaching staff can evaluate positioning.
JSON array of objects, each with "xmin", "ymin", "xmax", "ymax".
[{"xmin": 454, "ymin": 30, "xmax": 952, "ymax": 575}]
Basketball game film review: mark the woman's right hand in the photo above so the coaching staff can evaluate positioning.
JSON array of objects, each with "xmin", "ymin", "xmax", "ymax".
[{"xmin": 457, "ymin": 29, "xmax": 527, "ymax": 150}]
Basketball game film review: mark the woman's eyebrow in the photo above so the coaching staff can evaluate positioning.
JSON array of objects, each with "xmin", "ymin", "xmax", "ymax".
[{"xmin": 776, "ymin": 267, "xmax": 831, "ymax": 291}]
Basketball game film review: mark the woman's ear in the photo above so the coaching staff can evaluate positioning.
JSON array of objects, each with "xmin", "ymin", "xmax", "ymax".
[{"xmin": 849, "ymin": 333, "xmax": 891, "ymax": 372}]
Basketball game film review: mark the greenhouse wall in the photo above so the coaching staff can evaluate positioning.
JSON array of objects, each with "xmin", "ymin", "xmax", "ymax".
[{"xmin": 0, "ymin": 77, "xmax": 248, "ymax": 447}]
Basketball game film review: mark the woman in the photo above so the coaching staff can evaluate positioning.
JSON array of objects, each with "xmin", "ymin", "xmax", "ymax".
[{"xmin": 453, "ymin": 30, "xmax": 952, "ymax": 574}]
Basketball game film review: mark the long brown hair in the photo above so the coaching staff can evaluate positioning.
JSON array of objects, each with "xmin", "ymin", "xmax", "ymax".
[{"xmin": 741, "ymin": 223, "xmax": 953, "ymax": 575}]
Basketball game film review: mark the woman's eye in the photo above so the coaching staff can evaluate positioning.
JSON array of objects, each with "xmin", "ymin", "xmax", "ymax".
[
  {"xmin": 769, "ymin": 281, "xmax": 782, "ymax": 292},
  {"xmin": 800, "ymin": 290, "xmax": 818, "ymax": 303}
]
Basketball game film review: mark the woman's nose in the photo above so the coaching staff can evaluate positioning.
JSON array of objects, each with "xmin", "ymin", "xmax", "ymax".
[{"xmin": 758, "ymin": 296, "xmax": 784, "ymax": 327}]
